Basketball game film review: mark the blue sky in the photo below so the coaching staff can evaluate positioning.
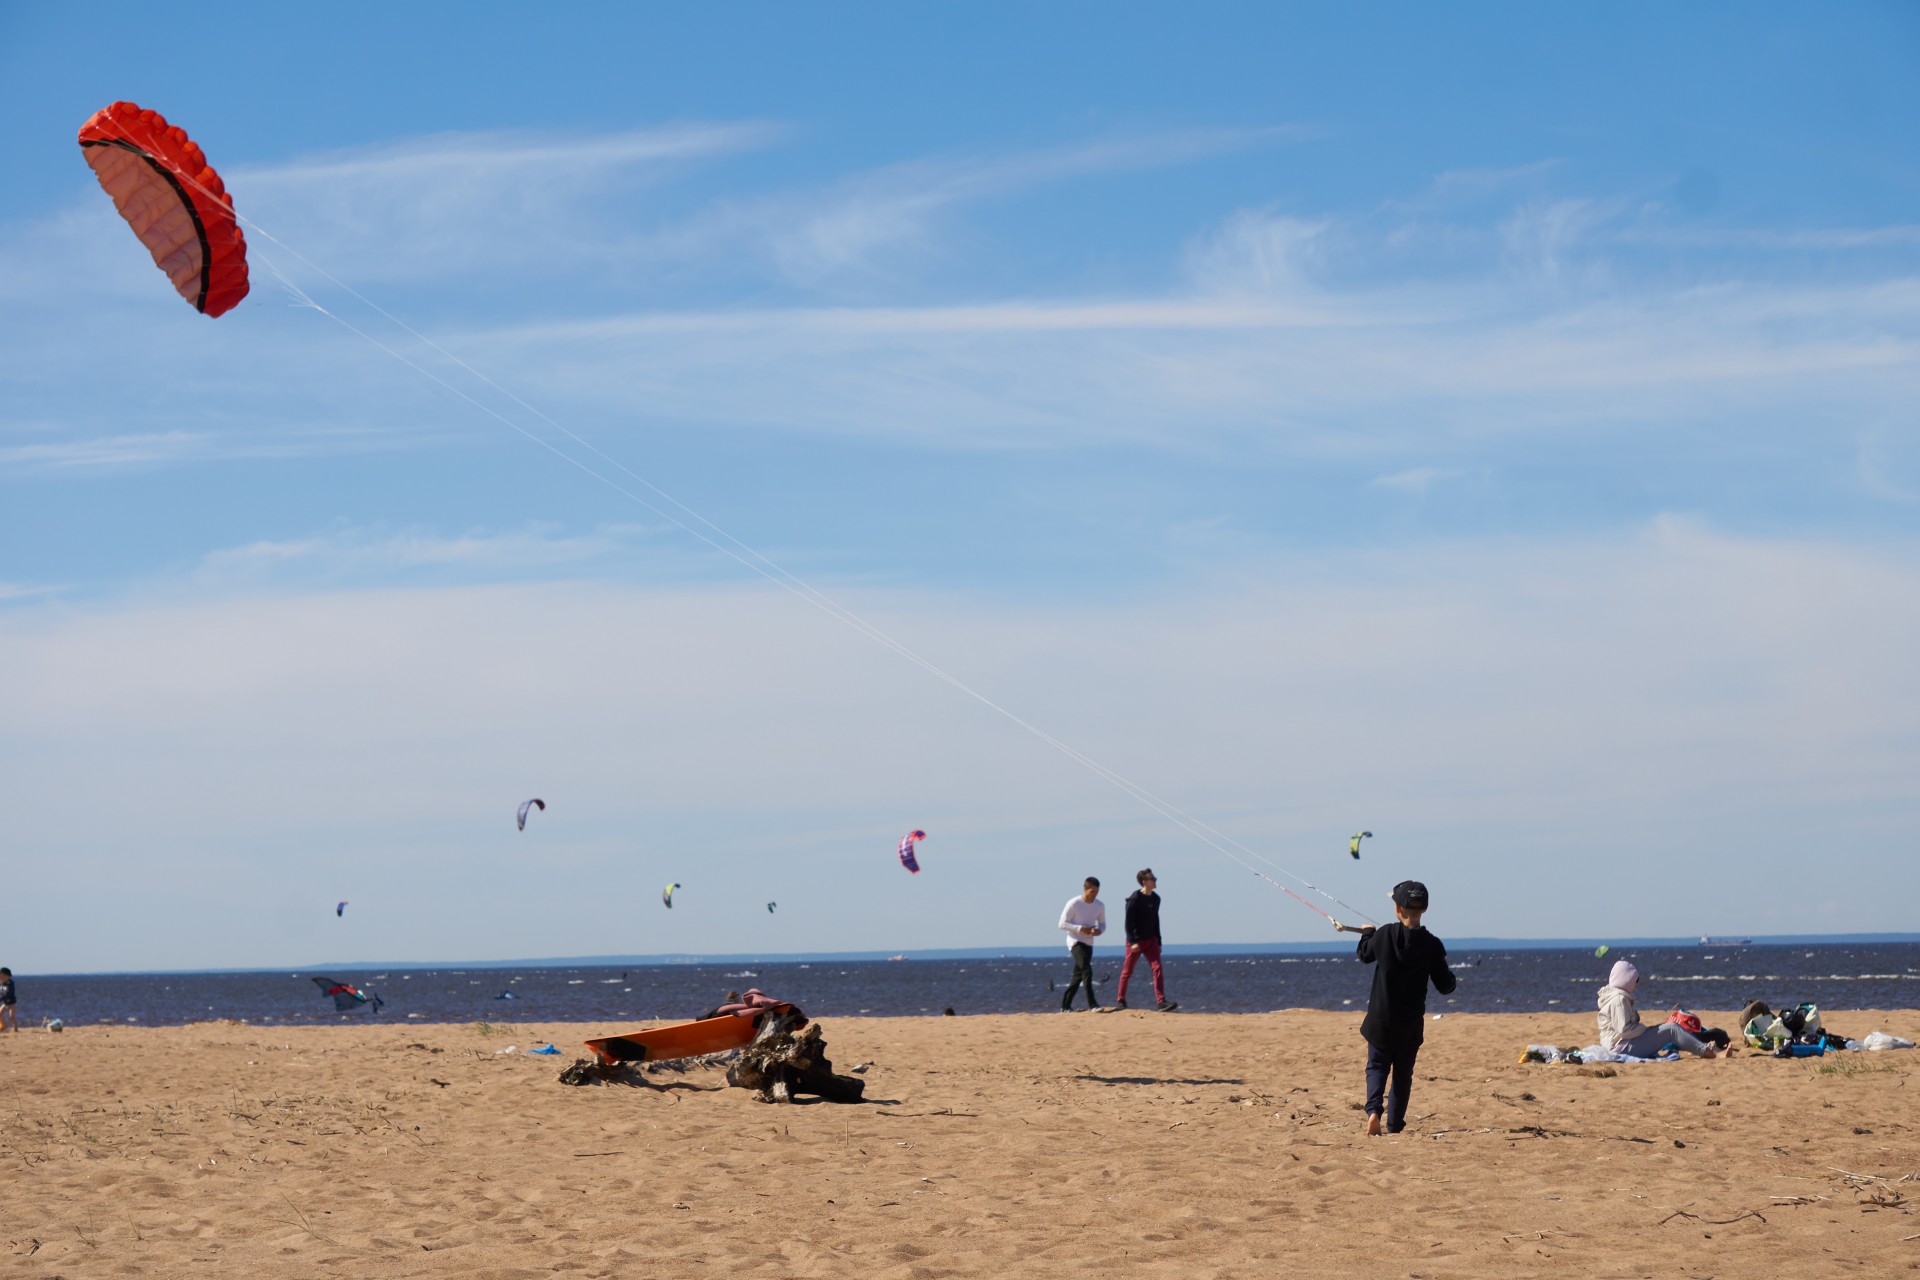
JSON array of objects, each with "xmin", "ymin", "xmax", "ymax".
[{"xmin": 3, "ymin": 5, "xmax": 1917, "ymax": 974}]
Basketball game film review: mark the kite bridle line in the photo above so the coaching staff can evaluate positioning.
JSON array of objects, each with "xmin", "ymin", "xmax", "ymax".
[{"xmin": 130, "ymin": 118, "xmax": 1377, "ymax": 931}]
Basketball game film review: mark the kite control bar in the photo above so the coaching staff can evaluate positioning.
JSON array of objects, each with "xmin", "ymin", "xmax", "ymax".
[{"xmin": 1329, "ymin": 919, "xmax": 1373, "ymax": 935}]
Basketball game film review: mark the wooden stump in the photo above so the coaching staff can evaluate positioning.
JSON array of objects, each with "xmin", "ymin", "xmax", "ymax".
[{"xmin": 725, "ymin": 1011, "xmax": 866, "ymax": 1104}]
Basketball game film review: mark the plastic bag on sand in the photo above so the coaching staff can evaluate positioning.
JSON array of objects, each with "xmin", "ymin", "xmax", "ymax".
[
  {"xmin": 1520, "ymin": 1044, "xmax": 1571, "ymax": 1064},
  {"xmin": 1858, "ymin": 1031, "xmax": 1916, "ymax": 1051},
  {"xmin": 494, "ymin": 1045, "xmax": 518, "ymax": 1055},
  {"xmin": 528, "ymin": 1043, "xmax": 560, "ymax": 1055}
]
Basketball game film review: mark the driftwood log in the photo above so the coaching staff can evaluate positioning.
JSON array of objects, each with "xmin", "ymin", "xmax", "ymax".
[{"xmin": 725, "ymin": 1011, "xmax": 866, "ymax": 1104}]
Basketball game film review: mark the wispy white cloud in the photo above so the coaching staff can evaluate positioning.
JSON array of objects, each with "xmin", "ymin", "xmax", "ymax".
[
  {"xmin": 749, "ymin": 126, "xmax": 1313, "ymax": 286},
  {"xmin": 1182, "ymin": 211, "xmax": 1338, "ymax": 296},
  {"xmin": 1371, "ymin": 467, "xmax": 1464, "ymax": 493},
  {"xmin": 1614, "ymin": 225, "xmax": 1920, "ymax": 251},
  {"xmin": 191, "ymin": 522, "xmax": 670, "ymax": 585},
  {"xmin": 232, "ymin": 122, "xmax": 787, "ymax": 285},
  {"xmin": 237, "ymin": 123, "xmax": 785, "ymax": 192},
  {"xmin": 7, "ymin": 138, "xmax": 1919, "ymax": 492},
  {"xmin": 0, "ymin": 430, "xmax": 208, "ymax": 469}
]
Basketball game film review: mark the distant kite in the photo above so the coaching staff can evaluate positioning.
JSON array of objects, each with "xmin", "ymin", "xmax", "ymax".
[
  {"xmin": 898, "ymin": 830, "xmax": 926, "ymax": 874},
  {"xmin": 662, "ymin": 882, "xmax": 681, "ymax": 909},
  {"xmin": 1594, "ymin": 945, "xmax": 1611, "ymax": 959},
  {"xmin": 767, "ymin": 902, "xmax": 778, "ymax": 914},
  {"xmin": 311, "ymin": 976, "xmax": 382, "ymax": 1014},
  {"xmin": 1349, "ymin": 831, "xmax": 1372, "ymax": 860},
  {"xmin": 336, "ymin": 901, "xmax": 348, "ymax": 918},
  {"xmin": 517, "ymin": 798, "xmax": 545, "ymax": 831}
]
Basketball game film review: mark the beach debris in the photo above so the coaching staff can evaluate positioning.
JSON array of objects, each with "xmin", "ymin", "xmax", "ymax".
[
  {"xmin": 77, "ymin": 102, "xmax": 250, "ymax": 316},
  {"xmin": 559, "ymin": 1057, "xmax": 644, "ymax": 1086},
  {"xmin": 1349, "ymin": 831, "xmax": 1371, "ymax": 859},
  {"xmin": 898, "ymin": 829, "xmax": 926, "ymax": 874},
  {"xmin": 311, "ymin": 976, "xmax": 383, "ymax": 1014},
  {"xmin": 662, "ymin": 881, "xmax": 681, "ymax": 909},
  {"xmin": 528, "ymin": 1043, "xmax": 561, "ymax": 1055},
  {"xmin": 725, "ymin": 1009, "xmax": 866, "ymax": 1104},
  {"xmin": 1658, "ymin": 1207, "xmax": 1767, "ymax": 1227},
  {"xmin": 517, "ymin": 797, "xmax": 545, "ymax": 830}
]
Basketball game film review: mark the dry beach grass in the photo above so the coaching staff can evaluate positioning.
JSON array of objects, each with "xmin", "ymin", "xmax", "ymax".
[{"xmin": 2, "ymin": 1009, "xmax": 1916, "ymax": 1277}]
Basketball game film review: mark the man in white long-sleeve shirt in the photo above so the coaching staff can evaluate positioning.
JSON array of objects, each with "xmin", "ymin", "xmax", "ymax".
[{"xmin": 1058, "ymin": 877, "xmax": 1106, "ymax": 1010}]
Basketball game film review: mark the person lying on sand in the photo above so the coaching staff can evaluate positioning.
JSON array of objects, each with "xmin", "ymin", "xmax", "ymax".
[{"xmin": 1597, "ymin": 960, "xmax": 1732, "ymax": 1058}]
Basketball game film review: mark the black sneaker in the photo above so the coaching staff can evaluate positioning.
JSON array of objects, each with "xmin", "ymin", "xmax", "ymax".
[
  {"xmin": 1114, "ymin": 999, "xmax": 1127, "ymax": 1009},
  {"xmin": 1156, "ymin": 1000, "xmax": 1179, "ymax": 1012}
]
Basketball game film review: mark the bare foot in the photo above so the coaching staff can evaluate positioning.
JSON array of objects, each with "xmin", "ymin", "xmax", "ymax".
[{"xmin": 1365, "ymin": 1112, "xmax": 1383, "ymax": 1137}]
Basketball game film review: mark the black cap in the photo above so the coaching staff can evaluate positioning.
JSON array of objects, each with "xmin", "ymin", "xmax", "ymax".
[{"xmin": 1392, "ymin": 880, "xmax": 1429, "ymax": 910}]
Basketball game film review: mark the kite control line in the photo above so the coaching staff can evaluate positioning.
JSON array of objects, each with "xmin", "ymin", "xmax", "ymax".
[{"xmin": 106, "ymin": 108, "xmax": 1378, "ymax": 934}]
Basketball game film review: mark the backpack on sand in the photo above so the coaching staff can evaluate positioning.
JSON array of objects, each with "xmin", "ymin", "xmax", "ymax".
[{"xmin": 1666, "ymin": 1008, "xmax": 1704, "ymax": 1035}]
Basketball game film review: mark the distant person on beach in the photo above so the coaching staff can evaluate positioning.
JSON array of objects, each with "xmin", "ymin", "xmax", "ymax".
[
  {"xmin": 0, "ymin": 968, "xmax": 15, "ymax": 1032},
  {"xmin": 1597, "ymin": 960, "xmax": 1729, "ymax": 1059},
  {"xmin": 1115, "ymin": 868, "xmax": 1177, "ymax": 1011},
  {"xmin": 1352, "ymin": 881, "xmax": 1456, "ymax": 1136},
  {"xmin": 1057, "ymin": 877, "xmax": 1106, "ymax": 1010}
]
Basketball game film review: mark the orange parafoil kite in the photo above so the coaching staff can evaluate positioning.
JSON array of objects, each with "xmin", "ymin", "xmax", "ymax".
[{"xmin": 77, "ymin": 101, "xmax": 250, "ymax": 317}]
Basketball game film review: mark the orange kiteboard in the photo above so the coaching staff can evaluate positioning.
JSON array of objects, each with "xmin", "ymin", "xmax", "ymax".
[{"xmin": 585, "ymin": 1004, "xmax": 805, "ymax": 1065}]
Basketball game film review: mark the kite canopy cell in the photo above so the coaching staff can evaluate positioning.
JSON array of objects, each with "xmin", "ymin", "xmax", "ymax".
[{"xmin": 77, "ymin": 101, "xmax": 250, "ymax": 317}]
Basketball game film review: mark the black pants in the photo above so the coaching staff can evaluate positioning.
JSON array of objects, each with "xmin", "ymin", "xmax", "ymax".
[
  {"xmin": 1364, "ymin": 1040, "xmax": 1419, "ymax": 1132},
  {"xmin": 1062, "ymin": 943, "xmax": 1098, "ymax": 1008}
]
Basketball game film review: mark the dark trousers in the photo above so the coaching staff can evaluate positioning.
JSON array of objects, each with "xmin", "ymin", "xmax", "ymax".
[
  {"xmin": 1062, "ymin": 942, "xmax": 1098, "ymax": 1008},
  {"xmin": 1364, "ymin": 1040, "xmax": 1419, "ymax": 1132}
]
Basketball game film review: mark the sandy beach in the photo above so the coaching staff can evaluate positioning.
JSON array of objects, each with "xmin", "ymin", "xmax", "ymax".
[{"xmin": 3, "ymin": 1009, "xmax": 1916, "ymax": 1277}]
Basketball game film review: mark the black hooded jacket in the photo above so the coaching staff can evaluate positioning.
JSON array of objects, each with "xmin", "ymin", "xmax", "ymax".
[{"xmin": 1356, "ymin": 922, "xmax": 1456, "ymax": 1050}]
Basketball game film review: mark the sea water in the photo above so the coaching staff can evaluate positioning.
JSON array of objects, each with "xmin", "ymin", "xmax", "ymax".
[{"xmin": 21, "ymin": 942, "xmax": 1919, "ymax": 1029}]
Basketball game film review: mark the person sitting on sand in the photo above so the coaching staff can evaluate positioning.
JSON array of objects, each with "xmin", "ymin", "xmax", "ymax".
[
  {"xmin": 1352, "ymin": 880, "xmax": 1457, "ymax": 1136},
  {"xmin": 1597, "ymin": 960, "xmax": 1728, "ymax": 1058},
  {"xmin": 0, "ymin": 968, "xmax": 15, "ymax": 1033}
]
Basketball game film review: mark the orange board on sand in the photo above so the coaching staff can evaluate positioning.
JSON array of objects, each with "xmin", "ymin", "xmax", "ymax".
[{"xmin": 584, "ymin": 1004, "xmax": 805, "ymax": 1065}]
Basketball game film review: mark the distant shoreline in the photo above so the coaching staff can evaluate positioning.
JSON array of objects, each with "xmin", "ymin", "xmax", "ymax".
[{"xmin": 35, "ymin": 933, "xmax": 1920, "ymax": 979}]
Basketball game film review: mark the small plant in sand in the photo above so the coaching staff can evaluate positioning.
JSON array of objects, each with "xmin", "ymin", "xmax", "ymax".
[
  {"xmin": 470, "ymin": 1020, "xmax": 495, "ymax": 1038},
  {"xmin": 1814, "ymin": 1056, "xmax": 1893, "ymax": 1078}
]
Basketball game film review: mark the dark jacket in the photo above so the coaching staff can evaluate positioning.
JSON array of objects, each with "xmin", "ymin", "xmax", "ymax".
[
  {"xmin": 1123, "ymin": 889, "xmax": 1162, "ymax": 944},
  {"xmin": 1356, "ymin": 922, "xmax": 1456, "ymax": 1050}
]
